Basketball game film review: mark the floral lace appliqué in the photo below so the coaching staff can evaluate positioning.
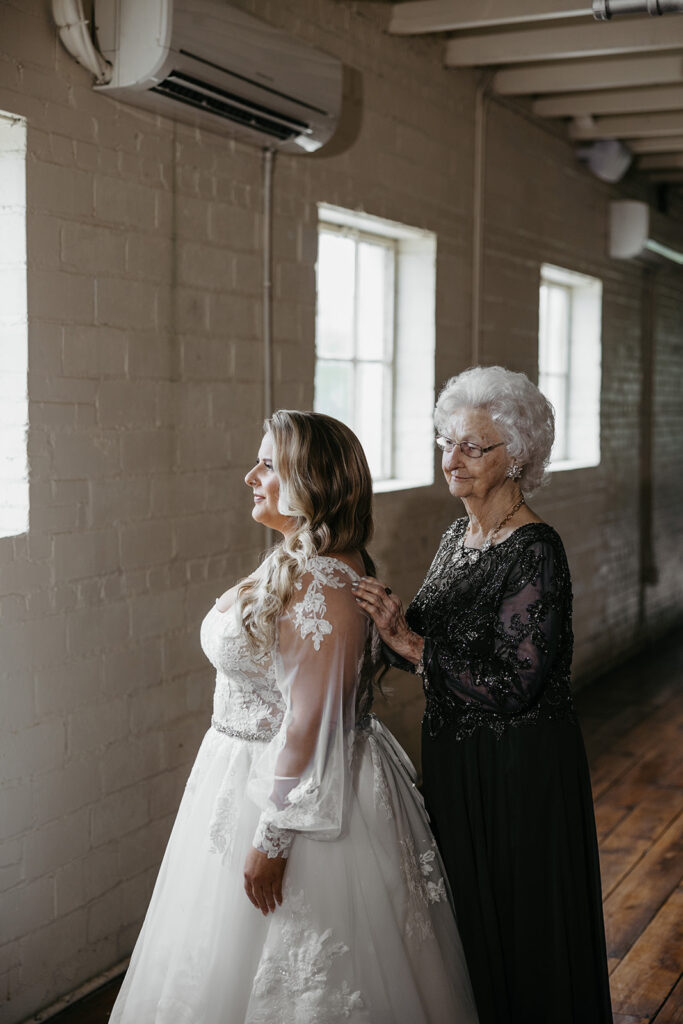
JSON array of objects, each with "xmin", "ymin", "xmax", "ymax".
[
  {"xmin": 368, "ymin": 735, "xmax": 394, "ymax": 821},
  {"xmin": 419, "ymin": 848, "xmax": 448, "ymax": 904},
  {"xmin": 246, "ymin": 889, "xmax": 364, "ymax": 1023},
  {"xmin": 399, "ymin": 838, "xmax": 448, "ymax": 942},
  {"xmin": 253, "ymin": 819, "xmax": 293, "ymax": 859},
  {"xmin": 291, "ymin": 560, "xmax": 348, "ymax": 651},
  {"xmin": 208, "ymin": 748, "xmax": 241, "ymax": 858}
]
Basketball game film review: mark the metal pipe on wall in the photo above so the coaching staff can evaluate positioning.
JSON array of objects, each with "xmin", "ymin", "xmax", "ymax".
[
  {"xmin": 262, "ymin": 147, "xmax": 275, "ymax": 551},
  {"xmin": 471, "ymin": 73, "xmax": 492, "ymax": 367},
  {"xmin": 262, "ymin": 147, "xmax": 275, "ymax": 421},
  {"xmin": 593, "ymin": 0, "xmax": 683, "ymax": 19}
]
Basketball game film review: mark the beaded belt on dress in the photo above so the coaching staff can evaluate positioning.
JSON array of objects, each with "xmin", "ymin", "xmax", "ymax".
[{"xmin": 211, "ymin": 715, "xmax": 276, "ymax": 742}]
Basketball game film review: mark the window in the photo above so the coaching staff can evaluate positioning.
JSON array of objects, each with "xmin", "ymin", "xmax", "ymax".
[
  {"xmin": 315, "ymin": 205, "xmax": 436, "ymax": 490},
  {"xmin": 0, "ymin": 112, "xmax": 28, "ymax": 537},
  {"xmin": 538, "ymin": 264, "xmax": 602, "ymax": 470}
]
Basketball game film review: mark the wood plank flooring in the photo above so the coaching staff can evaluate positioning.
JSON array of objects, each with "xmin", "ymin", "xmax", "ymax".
[
  {"xmin": 577, "ymin": 632, "xmax": 683, "ymax": 1023},
  {"xmin": 48, "ymin": 632, "xmax": 683, "ymax": 1023}
]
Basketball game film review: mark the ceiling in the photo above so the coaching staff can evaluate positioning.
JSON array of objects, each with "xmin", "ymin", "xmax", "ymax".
[{"xmin": 385, "ymin": 1, "xmax": 683, "ymax": 185}]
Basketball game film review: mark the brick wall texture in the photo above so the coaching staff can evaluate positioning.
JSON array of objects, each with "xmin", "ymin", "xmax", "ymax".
[{"xmin": 0, "ymin": 1, "xmax": 681, "ymax": 1019}]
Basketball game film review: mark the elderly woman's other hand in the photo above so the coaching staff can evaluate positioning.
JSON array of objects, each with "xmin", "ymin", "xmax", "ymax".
[{"xmin": 352, "ymin": 577, "xmax": 425, "ymax": 665}]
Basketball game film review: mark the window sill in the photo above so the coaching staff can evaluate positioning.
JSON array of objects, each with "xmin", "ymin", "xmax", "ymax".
[
  {"xmin": 373, "ymin": 478, "xmax": 433, "ymax": 494},
  {"xmin": 549, "ymin": 458, "xmax": 600, "ymax": 473}
]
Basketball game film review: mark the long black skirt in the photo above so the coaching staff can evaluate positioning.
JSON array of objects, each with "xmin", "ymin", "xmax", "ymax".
[{"xmin": 422, "ymin": 716, "xmax": 613, "ymax": 1024}]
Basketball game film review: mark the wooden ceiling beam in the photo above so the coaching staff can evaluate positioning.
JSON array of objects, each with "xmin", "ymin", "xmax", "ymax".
[
  {"xmin": 388, "ymin": 0, "xmax": 592, "ymax": 35},
  {"xmin": 534, "ymin": 83, "xmax": 683, "ymax": 116},
  {"xmin": 569, "ymin": 110, "xmax": 683, "ymax": 137},
  {"xmin": 446, "ymin": 18, "xmax": 683, "ymax": 66},
  {"xmin": 638, "ymin": 151, "xmax": 683, "ymax": 168},
  {"xmin": 643, "ymin": 170, "xmax": 683, "ymax": 180},
  {"xmin": 494, "ymin": 53, "xmax": 683, "ymax": 94},
  {"xmin": 627, "ymin": 134, "xmax": 683, "ymax": 152}
]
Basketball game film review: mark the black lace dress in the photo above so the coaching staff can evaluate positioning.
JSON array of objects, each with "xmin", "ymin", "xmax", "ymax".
[{"xmin": 393, "ymin": 520, "xmax": 612, "ymax": 1024}]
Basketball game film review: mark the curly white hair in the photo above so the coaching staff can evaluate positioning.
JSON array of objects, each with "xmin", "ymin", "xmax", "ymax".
[{"xmin": 434, "ymin": 365, "xmax": 555, "ymax": 495}]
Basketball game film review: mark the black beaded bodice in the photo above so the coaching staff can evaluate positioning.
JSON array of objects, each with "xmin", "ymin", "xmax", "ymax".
[{"xmin": 407, "ymin": 519, "xmax": 576, "ymax": 740}]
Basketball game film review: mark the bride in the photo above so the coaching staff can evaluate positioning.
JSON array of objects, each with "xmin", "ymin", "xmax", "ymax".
[{"xmin": 110, "ymin": 410, "xmax": 478, "ymax": 1024}]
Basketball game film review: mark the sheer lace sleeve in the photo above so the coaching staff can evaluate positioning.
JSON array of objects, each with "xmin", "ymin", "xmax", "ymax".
[
  {"xmin": 421, "ymin": 538, "xmax": 566, "ymax": 715},
  {"xmin": 247, "ymin": 562, "xmax": 368, "ymax": 858}
]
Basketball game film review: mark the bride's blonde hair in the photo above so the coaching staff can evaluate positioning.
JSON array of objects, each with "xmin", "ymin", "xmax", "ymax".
[{"xmin": 236, "ymin": 410, "xmax": 375, "ymax": 653}]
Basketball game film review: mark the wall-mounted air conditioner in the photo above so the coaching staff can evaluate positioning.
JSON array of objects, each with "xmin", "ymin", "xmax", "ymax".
[
  {"xmin": 609, "ymin": 200, "xmax": 683, "ymax": 266},
  {"xmin": 92, "ymin": 0, "xmax": 343, "ymax": 153}
]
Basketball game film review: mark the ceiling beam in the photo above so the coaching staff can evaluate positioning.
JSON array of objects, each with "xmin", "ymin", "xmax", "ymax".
[
  {"xmin": 570, "ymin": 110, "xmax": 683, "ymax": 138},
  {"xmin": 644, "ymin": 170, "xmax": 683, "ymax": 181},
  {"xmin": 389, "ymin": 0, "xmax": 592, "ymax": 35},
  {"xmin": 638, "ymin": 152, "xmax": 683, "ymax": 168},
  {"xmin": 446, "ymin": 18, "xmax": 683, "ymax": 66},
  {"xmin": 627, "ymin": 134, "xmax": 683, "ymax": 152},
  {"xmin": 494, "ymin": 54, "xmax": 683, "ymax": 94},
  {"xmin": 533, "ymin": 84, "xmax": 683, "ymax": 117}
]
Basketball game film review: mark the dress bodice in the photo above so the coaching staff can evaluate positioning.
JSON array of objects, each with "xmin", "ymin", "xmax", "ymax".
[
  {"xmin": 406, "ymin": 519, "xmax": 576, "ymax": 740},
  {"xmin": 199, "ymin": 555, "xmax": 374, "ymax": 747},
  {"xmin": 200, "ymin": 604, "xmax": 284, "ymax": 741},
  {"xmin": 200, "ymin": 556, "xmax": 375, "ymax": 859}
]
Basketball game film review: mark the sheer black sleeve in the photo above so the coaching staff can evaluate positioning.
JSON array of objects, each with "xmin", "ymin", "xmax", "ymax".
[{"xmin": 421, "ymin": 538, "xmax": 566, "ymax": 715}]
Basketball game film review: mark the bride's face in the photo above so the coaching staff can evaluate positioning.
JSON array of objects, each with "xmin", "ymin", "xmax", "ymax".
[{"xmin": 244, "ymin": 432, "xmax": 296, "ymax": 535}]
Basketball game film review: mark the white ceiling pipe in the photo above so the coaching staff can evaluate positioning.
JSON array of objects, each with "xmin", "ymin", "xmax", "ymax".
[{"xmin": 594, "ymin": 0, "xmax": 683, "ymax": 17}]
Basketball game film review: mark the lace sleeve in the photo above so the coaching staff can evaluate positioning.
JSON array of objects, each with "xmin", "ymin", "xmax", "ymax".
[
  {"xmin": 247, "ymin": 562, "xmax": 368, "ymax": 858},
  {"xmin": 421, "ymin": 538, "xmax": 567, "ymax": 715}
]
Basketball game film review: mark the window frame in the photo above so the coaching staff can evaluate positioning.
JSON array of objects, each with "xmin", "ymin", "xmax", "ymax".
[
  {"xmin": 0, "ymin": 110, "xmax": 29, "ymax": 539},
  {"xmin": 315, "ymin": 222, "xmax": 399, "ymax": 483},
  {"xmin": 538, "ymin": 263, "xmax": 602, "ymax": 473},
  {"xmin": 315, "ymin": 204, "xmax": 437, "ymax": 493}
]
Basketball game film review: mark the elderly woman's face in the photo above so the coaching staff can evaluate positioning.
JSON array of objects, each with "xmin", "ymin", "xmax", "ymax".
[{"xmin": 441, "ymin": 408, "xmax": 512, "ymax": 504}]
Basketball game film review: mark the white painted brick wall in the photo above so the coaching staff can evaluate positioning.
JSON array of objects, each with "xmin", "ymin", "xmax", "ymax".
[{"xmin": 0, "ymin": 0, "xmax": 681, "ymax": 1020}]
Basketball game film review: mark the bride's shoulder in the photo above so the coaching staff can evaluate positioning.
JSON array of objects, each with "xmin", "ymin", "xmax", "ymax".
[
  {"xmin": 304, "ymin": 554, "xmax": 363, "ymax": 587},
  {"xmin": 282, "ymin": 558, "xmax": 363, "ymax": 652}
]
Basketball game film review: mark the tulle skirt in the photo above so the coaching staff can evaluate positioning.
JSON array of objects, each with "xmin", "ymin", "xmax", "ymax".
[{"xmin": 110, "ymin": 717, "xmax": 478, "ymax": 1024}]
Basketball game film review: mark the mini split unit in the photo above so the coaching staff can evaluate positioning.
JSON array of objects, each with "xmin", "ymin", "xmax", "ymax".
[{"xmin": 59, "ymin": 0, "xmax": 343, "ymax": 154}]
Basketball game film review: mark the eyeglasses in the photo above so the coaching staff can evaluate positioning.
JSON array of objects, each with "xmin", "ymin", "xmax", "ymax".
[{"xmin": 435, "ymin": 436, "xmax": 506, "ymax": 458}]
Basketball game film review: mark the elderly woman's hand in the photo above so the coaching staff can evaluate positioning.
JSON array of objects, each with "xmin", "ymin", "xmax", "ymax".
[{"xmin": 352, "ymin": 577, "xmax": 425, "ymax": 665}]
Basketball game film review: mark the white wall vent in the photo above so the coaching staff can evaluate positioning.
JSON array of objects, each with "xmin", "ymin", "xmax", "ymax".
[
  {"xmin": 609, "ymin": 200, "xmax": 683, "ymax": 266},
  {"xmin": 92, "ymin": 0, "xmax": 343, "ymax": 153}
]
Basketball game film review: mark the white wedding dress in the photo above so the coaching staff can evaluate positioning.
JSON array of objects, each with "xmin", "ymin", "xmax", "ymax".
[{"xmin": 110, "ymin": 556, "xmax": 478, "ymax": 1024}]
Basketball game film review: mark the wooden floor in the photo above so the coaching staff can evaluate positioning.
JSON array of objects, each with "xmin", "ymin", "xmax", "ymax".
[
  {"xmin": 576, "ymin": 632, "xmax": 683, "ymax": 1024},
  {"xmin": 49, "ymin": 633, "xmax": 683, "ymax": 1023}
]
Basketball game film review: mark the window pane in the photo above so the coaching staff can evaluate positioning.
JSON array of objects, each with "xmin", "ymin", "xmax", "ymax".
[
  {"xmin": 316, "ymin": 232, "xmax": 354, "ymax": 359},
  {"xmin": 0, "ymin": 113, "xmax": 28, "ymax": 538},
  {"xmin": 357, "ymin": 241, "xmax": 388, "ymax": 360},
  {"xmin": 539, "ymin": 283, "xmax": 569, "ymax": 376},
  {"xmin": 356, "ymin": 362, "xmax": 385, "ymax": 478},
  {"xmin": 314, "ymin": 360, "xmax": 353, "ymax": 425},
  {"xmin": 541, "ymin": 373, "xmax": 568, "ymax": 462}
]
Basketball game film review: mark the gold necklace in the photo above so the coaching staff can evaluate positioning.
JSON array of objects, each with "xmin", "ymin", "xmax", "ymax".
[{"xmin": 458, "ymin": 496, "xmax": 526, "ymax": 563}]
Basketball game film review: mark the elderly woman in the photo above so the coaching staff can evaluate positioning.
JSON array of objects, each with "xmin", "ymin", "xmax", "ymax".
[{"xmin": 354, "ymin": 366, "xmax": 612, "ymax": 1024}]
